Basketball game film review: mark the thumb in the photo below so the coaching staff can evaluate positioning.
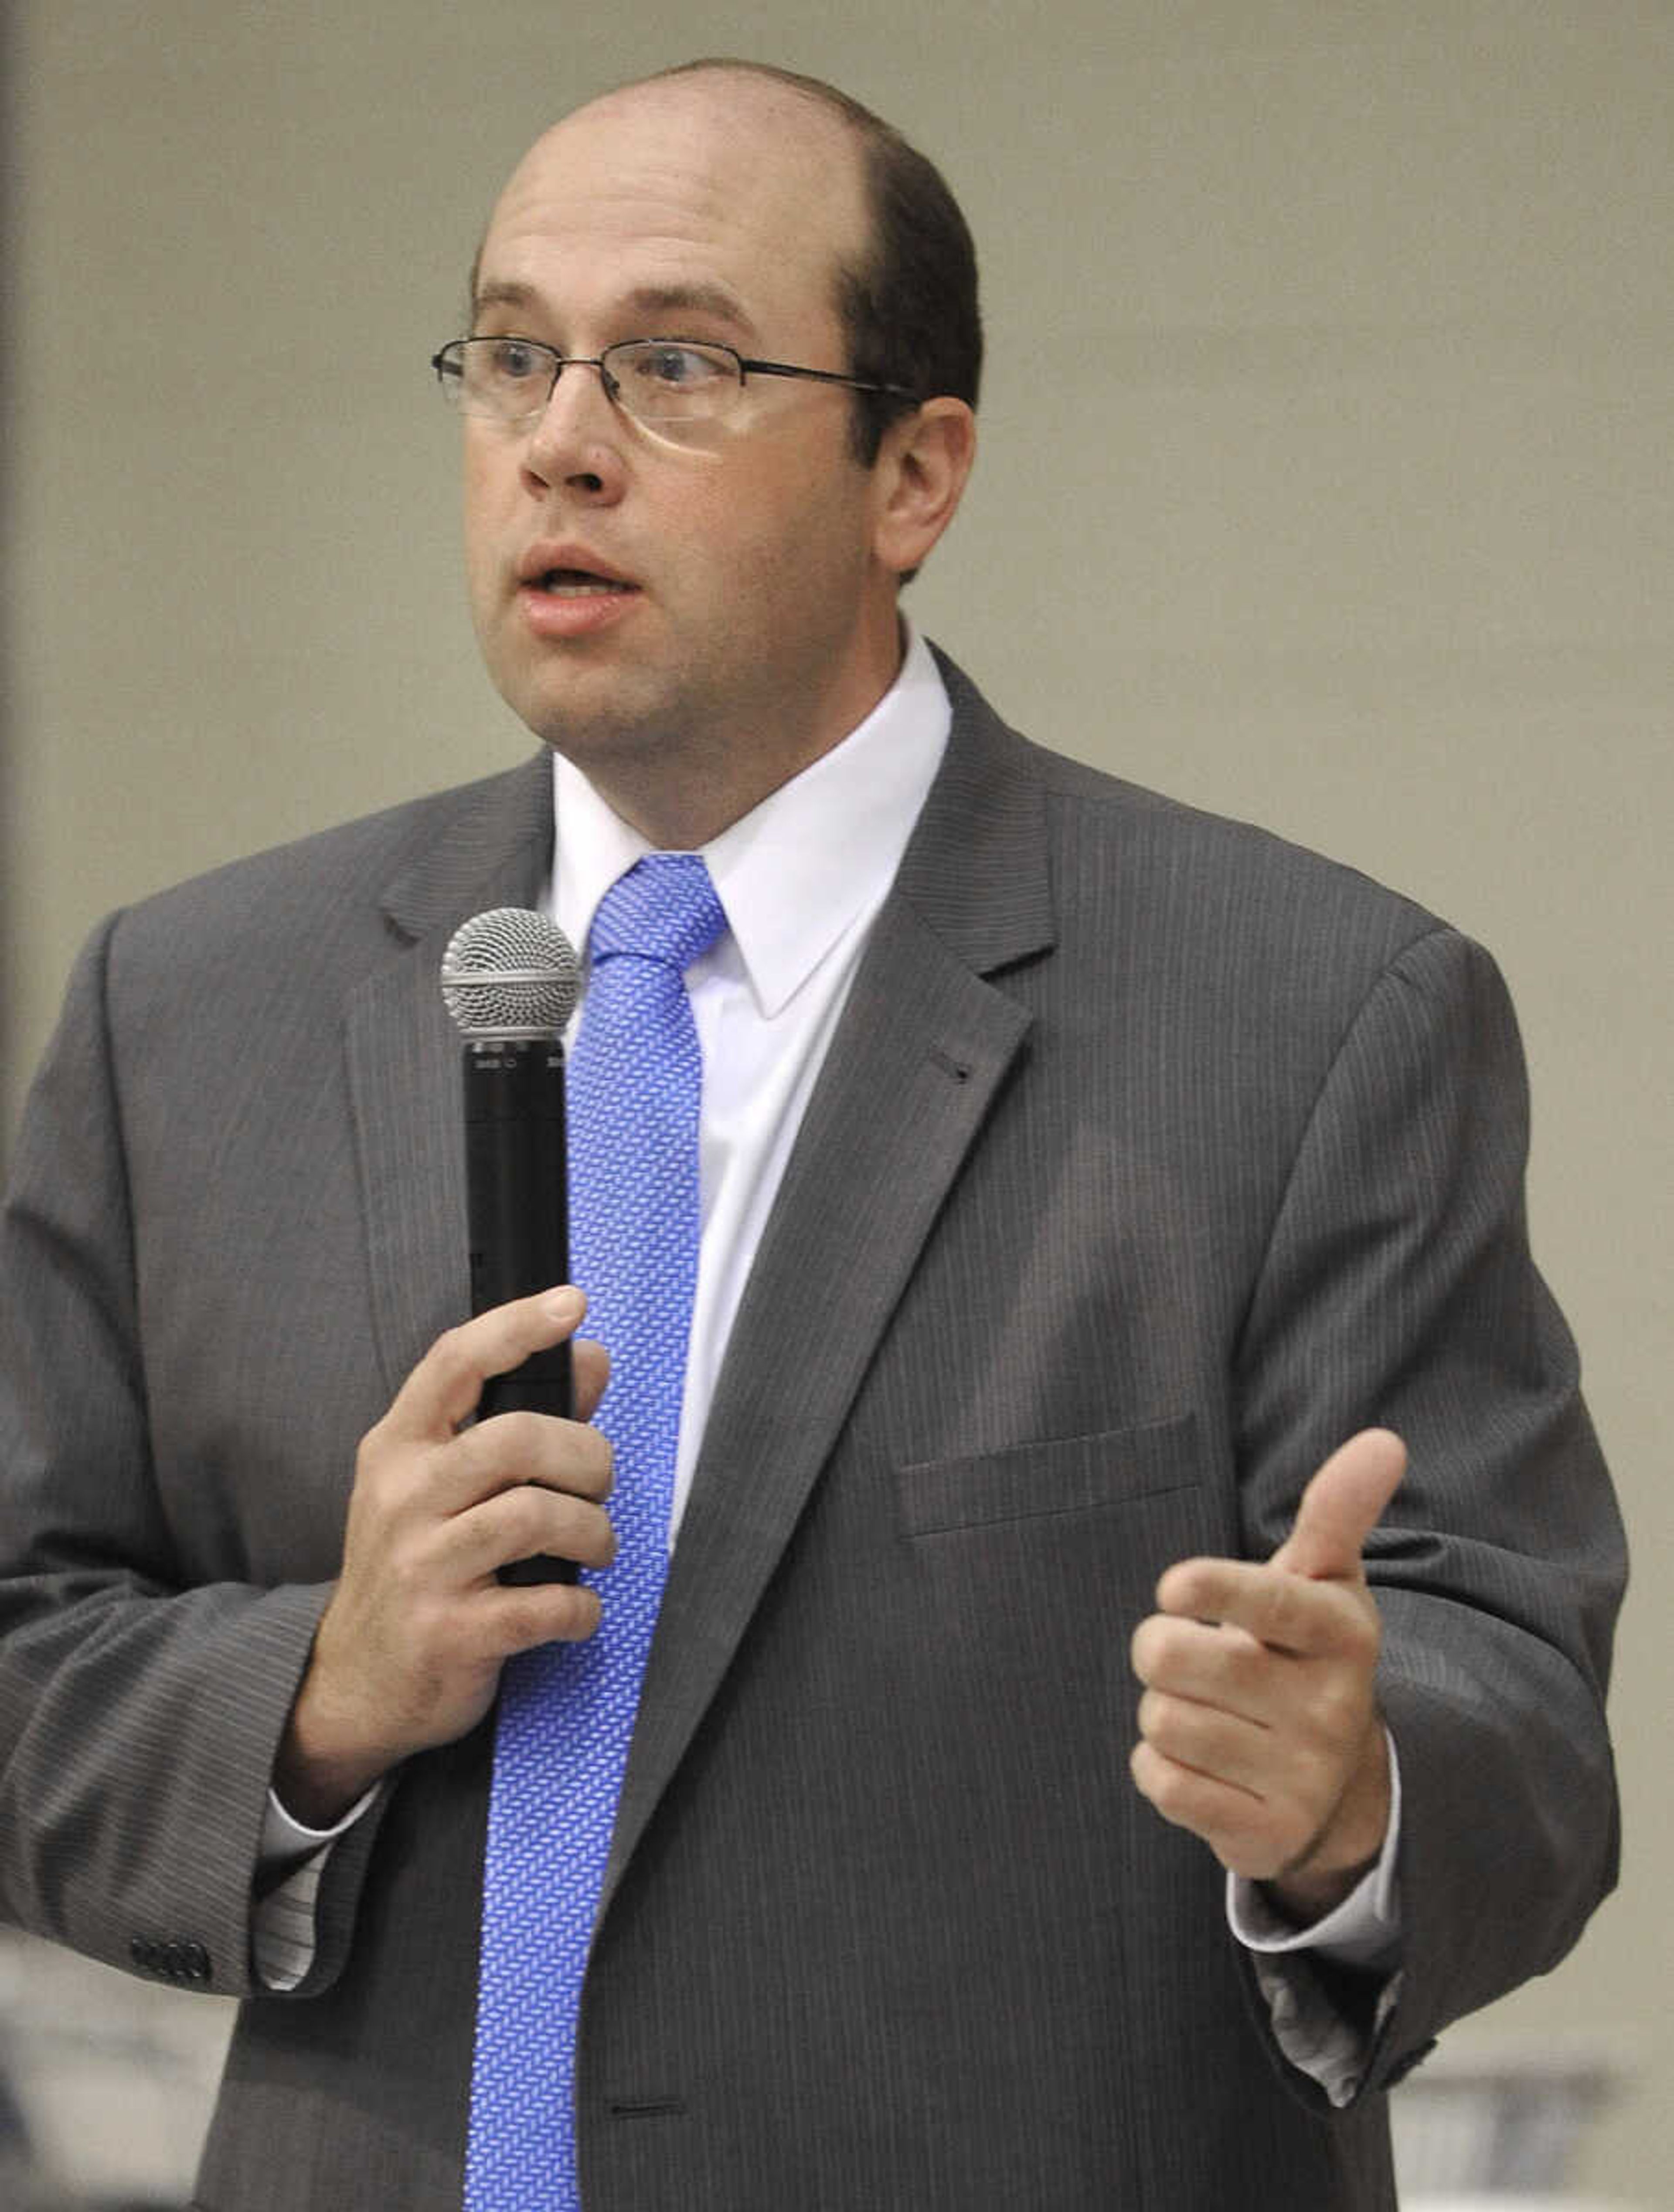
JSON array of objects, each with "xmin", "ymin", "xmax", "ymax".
[{"xmin": 1270, "ymin": 1427, "xmax": 1406, "ymax": 1582}]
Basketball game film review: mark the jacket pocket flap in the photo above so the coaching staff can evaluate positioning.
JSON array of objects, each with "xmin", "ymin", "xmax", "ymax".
[{"xmin": 899, "ymin": 1410, "xmax": 1200, "ymax": 1536}]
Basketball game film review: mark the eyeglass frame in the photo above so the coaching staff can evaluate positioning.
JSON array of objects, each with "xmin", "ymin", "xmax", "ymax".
[{"xmin": 430, "ymin": 334, "xmax": 921, "ymax": 429}]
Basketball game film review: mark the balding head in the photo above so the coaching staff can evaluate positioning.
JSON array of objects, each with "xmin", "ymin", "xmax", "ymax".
[{"xmin": 478, "ymin": 59, "xmax": 981, "ymax": 464}]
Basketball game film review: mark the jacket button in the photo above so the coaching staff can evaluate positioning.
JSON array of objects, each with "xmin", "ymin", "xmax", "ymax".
[{"xmin": 130, "ymin": 1932, "xmax": 212, "ymax": 1982}]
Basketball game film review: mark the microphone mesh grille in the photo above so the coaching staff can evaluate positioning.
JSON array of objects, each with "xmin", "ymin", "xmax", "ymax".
[{"xmin": 440, "ymin": 907, "xmax": 580, "ymax": 1038}]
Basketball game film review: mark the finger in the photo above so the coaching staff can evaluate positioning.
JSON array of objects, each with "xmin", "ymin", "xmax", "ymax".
[
  {"xmin": 1157, "ymin": 1556, "xmax": 1375, "ymax": 1659},
  {"xmin": 479, "ymin": 1577, "xmax": 604, "ymax": 1654},
  {"xmin": 1136, "ymin": 1686, "xmax": 1276, "ymax": 1800},
  {"xmin": 1131, "ymin": 1613, "xmax": 1277, "ymax": 1726},
  {"xmin": 422, "ymin": 1406, "xmax": 614, "ymax": 1517},
  {"xmin": 1130, "ymin": 1733, "xmax": 1339, "ymax": 1883},
  {"xmin": 571, "ymin": 1336, "xmax": 610, "ymax": 1424},
  {"xmin": 1129, "ymin": 1738, "xmax": 1269, "ymax": 1855},
  {"xmin": 384, "ymin": 1287, "xmax": 587, "ymax": 1443},
  {"xmin": 441, "ymin": 1485, "xmax": 617, "ymax": 1584},
  {"xmin": 1270, "ymin": 1427, "xmax": 1406, "ymax": 1582}
]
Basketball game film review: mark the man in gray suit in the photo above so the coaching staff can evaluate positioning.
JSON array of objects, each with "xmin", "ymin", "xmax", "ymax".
[{"xmin": 0, "ymin": 58, "xmax": 1624, "ymax": 2212}]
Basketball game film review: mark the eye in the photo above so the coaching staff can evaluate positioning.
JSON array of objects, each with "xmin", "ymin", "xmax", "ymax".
[
  {"xmin": 628, "ymin": 343, "xmax": 731, "ymax": 390},
  {"xmin": 485, "ymin": 337, "xmax": 550, "ymax": 384}
]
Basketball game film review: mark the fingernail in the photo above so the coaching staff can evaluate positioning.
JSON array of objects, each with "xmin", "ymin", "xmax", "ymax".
[{"xmin": 542, "ymin": 1285, "xmax": 584, "ymax": 1324}]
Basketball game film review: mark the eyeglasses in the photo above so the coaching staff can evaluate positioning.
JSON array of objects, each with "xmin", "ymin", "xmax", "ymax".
[{"xmin": 431, "ymin": 336, "xmax": 918, "ymax": 439}]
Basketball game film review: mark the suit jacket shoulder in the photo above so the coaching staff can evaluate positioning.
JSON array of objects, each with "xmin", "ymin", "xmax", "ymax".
[
  {"xmin": 99, "ymin": 751, "xmax": 554, "ymax": 1009},
  {"xmin": 908, "ymin": 649, "xmax": 1459, "ymax": 1109}
]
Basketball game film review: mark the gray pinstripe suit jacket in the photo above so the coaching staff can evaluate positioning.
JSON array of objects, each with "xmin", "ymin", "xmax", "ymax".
[{"xmin": 0, "ymin": 656, "xmax": 1624, "ymax": 2208}]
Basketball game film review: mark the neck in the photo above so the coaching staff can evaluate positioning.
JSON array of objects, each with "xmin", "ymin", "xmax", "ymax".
[{"xmin": 570, "ymin": 621, "xmax": 909, "ymax": 850}]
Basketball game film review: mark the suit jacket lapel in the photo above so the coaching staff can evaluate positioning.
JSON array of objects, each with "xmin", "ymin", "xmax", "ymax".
[
  {"xmin": 345, "ymin": 754, "xmax": 555, "ymax": 1400},
  {"xmin": 606, "ymin": 664, "xmax": 1056, "ymax": 1908}
]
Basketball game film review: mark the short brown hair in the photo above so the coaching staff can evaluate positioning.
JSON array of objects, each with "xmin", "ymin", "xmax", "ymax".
[{"xmin": 646, "ymin": 60, "xmax": 983, "ymax": 464}]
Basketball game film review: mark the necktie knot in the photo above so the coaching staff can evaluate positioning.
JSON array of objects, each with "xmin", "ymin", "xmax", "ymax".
[{"xmin": 589, "ymin": 853, "xmax": 726, "ymax": 974}]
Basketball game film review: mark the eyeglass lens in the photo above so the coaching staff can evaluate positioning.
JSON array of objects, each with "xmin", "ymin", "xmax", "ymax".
[{"xmin": 443, "ymin": 339, "xmax": 744, "ymax": 427}]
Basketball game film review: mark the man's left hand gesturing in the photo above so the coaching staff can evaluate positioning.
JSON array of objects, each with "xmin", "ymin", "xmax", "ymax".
[{"xmin": 1130, "ymin": 1427, "xmax": 1406, "ymax": 1921}]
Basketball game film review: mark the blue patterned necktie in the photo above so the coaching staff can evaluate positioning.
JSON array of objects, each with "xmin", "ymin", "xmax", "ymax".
[{"xmin": 465, "ymin": 853, "xmax": 727, "ymax": 2212}]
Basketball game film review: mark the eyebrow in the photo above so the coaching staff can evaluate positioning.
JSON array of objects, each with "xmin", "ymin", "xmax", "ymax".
[
  {"xmin": 619, "ymin": 282, "xmax": 756, "ymax": 338},
  {"xmin": 471, "ymin": 279, "xmax": 539, "ymax": 318},
  {"xmin": 470, "ymin": 277, "xmax": 759, "ymax": 344}
]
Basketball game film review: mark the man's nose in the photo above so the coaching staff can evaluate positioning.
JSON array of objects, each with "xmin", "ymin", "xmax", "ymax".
[{"xmin": 522, "ymin": 361, "xmax": 626, "ymax": 499}]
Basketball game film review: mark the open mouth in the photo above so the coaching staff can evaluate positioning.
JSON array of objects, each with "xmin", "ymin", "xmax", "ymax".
[{"xmin": 531, "ymin": 567, "xmax": 636, "ymax": 597}]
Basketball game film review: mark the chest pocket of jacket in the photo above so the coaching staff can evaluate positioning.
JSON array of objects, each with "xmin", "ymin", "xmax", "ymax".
[{"xmin": 897, "ymin": 1407, "xmax": 1202, "ymax": 1538}]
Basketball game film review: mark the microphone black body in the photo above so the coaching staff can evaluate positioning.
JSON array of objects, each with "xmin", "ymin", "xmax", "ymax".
[{"xmin": 463, "ymin": 1035, "xmax": 578, "ymax": 1586}]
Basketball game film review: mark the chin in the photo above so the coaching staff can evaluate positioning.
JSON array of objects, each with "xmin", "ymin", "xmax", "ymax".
[{"xmin": 515, "ymin": 689, "xmax": 671, "ymax": 772}]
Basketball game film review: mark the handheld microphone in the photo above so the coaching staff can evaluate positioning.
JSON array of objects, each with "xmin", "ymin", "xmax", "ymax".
[{"xmin": 440, "ymin": 907, "xmax": 582, "ymax": 1586}]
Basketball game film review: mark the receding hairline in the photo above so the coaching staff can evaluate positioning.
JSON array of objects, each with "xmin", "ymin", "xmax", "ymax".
[
  {"xmin": 627, "ymin": 57, "xmax": 893, "ymax": 139},
  {"xmin": 569, "ymin": 57, "xmax": 881, "ymax": 146},
  {"xmin": 466, "ymin": 59, "xmax": 880, "ymax": 319}
]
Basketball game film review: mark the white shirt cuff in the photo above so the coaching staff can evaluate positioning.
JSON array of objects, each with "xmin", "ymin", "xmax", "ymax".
[
  {"xmin": 259, "ymin": 1781, "xmax": 380, "ymax": 1873},
  {"xmin": 252, "ymin": 1782, "xmax": 381, "ymax": 1992}
]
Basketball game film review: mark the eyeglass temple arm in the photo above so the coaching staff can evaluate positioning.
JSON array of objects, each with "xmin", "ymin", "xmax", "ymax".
[{"xmin": 737, "ymin": 359, "xmax": 919, "ymax": 401}]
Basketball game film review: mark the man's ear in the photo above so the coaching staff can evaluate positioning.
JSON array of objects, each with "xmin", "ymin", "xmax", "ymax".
[{"xmin": 870, "ymin": 398, "xmax": 977, "ymax": 579}]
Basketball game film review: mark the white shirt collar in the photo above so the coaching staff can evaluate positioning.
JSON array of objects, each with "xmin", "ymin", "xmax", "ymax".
[{"xmin": 550, "ymin": 624, "xmax": 951, "ymax": 1019}]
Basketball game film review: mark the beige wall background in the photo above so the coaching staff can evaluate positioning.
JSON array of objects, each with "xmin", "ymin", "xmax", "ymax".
[{"xmin": 3, "ymin": 0, "xmax": 1668, "ymax": 2202}]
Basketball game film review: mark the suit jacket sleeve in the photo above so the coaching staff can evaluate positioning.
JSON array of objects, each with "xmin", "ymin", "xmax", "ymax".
[
  {"xmin": 0, "ymin": 913, "xmax": 387, "ymax": 1998},
  {"xmin": 1231, "ymin": 922, "xmax": 1624, "ymax": 2098}
]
